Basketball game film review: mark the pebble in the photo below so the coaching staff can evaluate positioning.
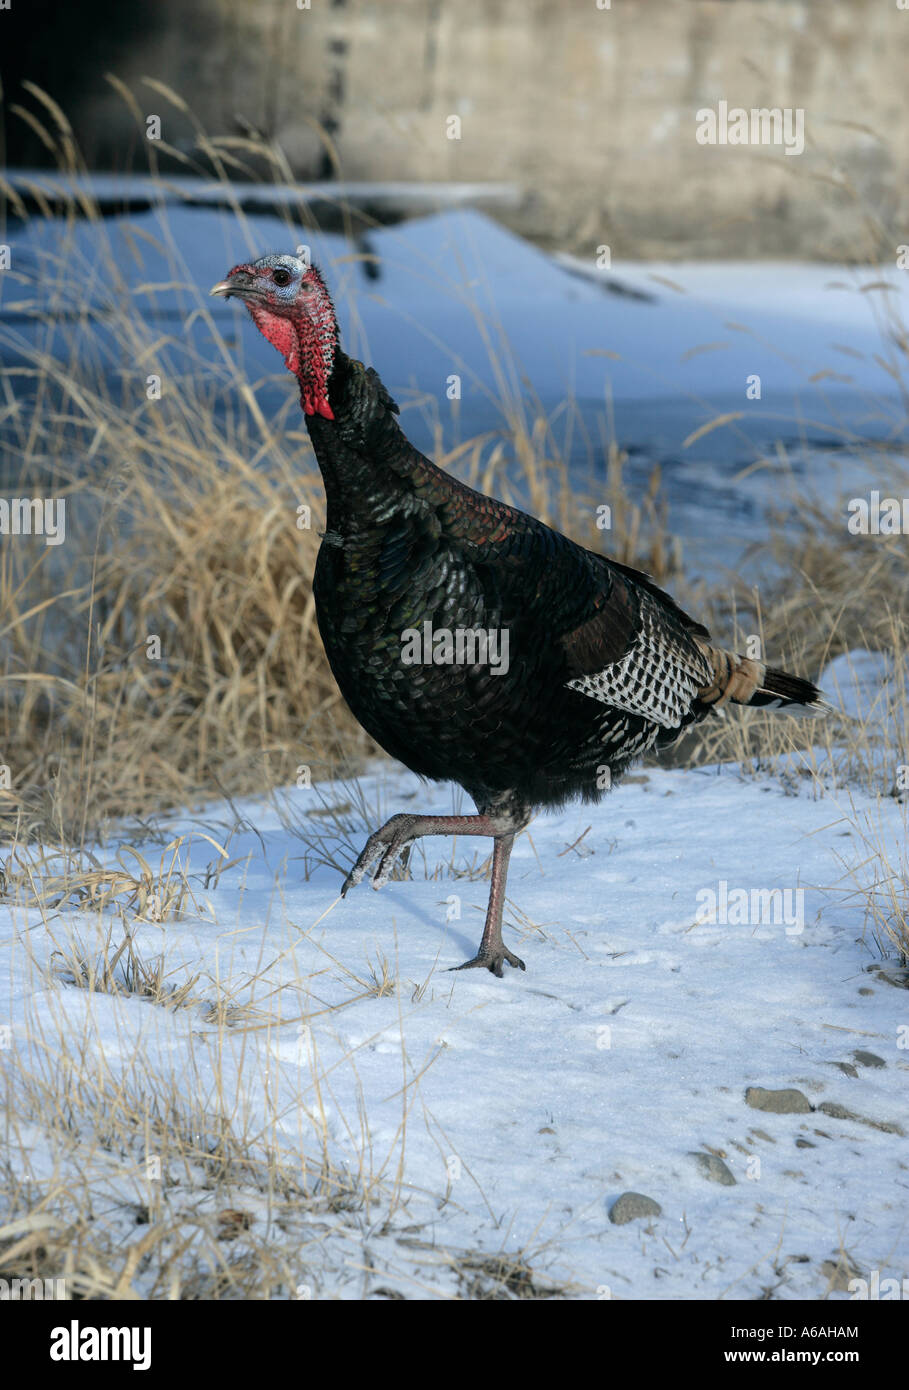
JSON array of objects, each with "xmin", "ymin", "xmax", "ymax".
[
  {"xmin": 609, "ymin": 1191, "xmax": 662, "ymax": 1225},
  {"xmin": 817, "ymin": 1101, "xmax": 904, "ymax": 1135},
  {"xmin": 745, "ymin": 1086, "xmax": 813, "ymax": 1114},
  {"xmin": 690, "ymin": 1152, "xmax": 736, "ymax": 1185},
  {"xmin": 853, "ymin": 1050, "xmax": 886, "ymax": 1069}
]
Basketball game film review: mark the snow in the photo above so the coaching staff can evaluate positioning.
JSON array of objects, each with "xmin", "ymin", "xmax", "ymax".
[
  {"xmin": 822, "ymin": 650, "xmax": 906, "ymax": 723},
  {"xmin": 3, "ymin": 744, "xmax": 907, "ymax": 1299}
]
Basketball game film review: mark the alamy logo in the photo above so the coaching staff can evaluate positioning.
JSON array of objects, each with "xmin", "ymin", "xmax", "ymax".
[
  {"xmin": 695, "ymin": 880, "xmax": 805, "ymax": 934},
  {"xmin": 401, "ymin": 622, "xmax": 510, "ymax": 675},
  {"xmin": 696, "ymin": 101, "xmax": 805, "ymax": 157},
  {"xmin": 847, "ymin": 492, "xmax": 909, "ymax": 535},
  {"xmin": 848, "ymin": 1273, "xmax": 908, "ymax": 1300},
  {"xmin": 0, "ymin": 497, "xmax": 66, "ymax": 545},
  {"xmin": 50, "ymin": 1320, "xmax": 151, "ymax": 1370},
  {"xmin": 0, "ymin": 1276, "xmax": 66, "ymax": 1299}
]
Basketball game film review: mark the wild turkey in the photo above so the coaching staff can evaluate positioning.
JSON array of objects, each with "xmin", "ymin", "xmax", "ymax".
[{"xmin": 211, "ymin": 255, "xmax": 827, "ymax": 976}]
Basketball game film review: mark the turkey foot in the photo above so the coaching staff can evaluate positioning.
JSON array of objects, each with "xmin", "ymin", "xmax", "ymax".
[
  {"xmin": 453, "ymin": 945, "xmax": 526, "ymax": 978},
  {"xmin": 341, "ymin": 813, "xmax": 424, "ymax": 895},
  {"xmin": 340, "ymin": 805, "xmax": 529, "ymax": 975}
]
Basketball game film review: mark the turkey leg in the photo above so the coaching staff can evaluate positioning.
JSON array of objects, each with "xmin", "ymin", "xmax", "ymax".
[{"xmin": 341, "ymin": 808, "xmax": 528, "ymax": 976}]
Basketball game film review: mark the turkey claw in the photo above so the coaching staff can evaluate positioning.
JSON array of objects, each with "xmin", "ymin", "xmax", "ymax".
[
  {"xmin": 341, "ymin": 816, "xmax": 417, "ymax": 896},
  {"xmin": 451, "ymin": 948, "xmax": 526, "ymax": 978}
]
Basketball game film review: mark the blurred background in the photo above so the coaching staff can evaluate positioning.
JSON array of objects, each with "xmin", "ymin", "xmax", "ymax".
[{"xmin": 3, "ymin": 0, "xmax": 909, "ymax": 258}]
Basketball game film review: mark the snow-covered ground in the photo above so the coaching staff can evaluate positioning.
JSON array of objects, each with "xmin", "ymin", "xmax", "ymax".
[{"xmin": 2, "ymin": 696, "xmax": 907, "ymax": 1299}]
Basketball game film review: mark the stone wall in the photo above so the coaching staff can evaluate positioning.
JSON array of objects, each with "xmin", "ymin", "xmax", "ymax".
[{"xmin": 7, "ymin": 0, "xmax": 908, "ymax": 258}]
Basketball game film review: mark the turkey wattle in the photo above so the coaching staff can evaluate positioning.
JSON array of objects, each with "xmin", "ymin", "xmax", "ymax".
[{"xmin": 211, "ymin": 254, "xmax": 828, "ymax": 977}]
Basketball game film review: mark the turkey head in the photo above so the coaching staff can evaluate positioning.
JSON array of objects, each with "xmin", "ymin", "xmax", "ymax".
[{"xmin": 211, "ymin": 254, "xmax": 338, "ymax": 419}]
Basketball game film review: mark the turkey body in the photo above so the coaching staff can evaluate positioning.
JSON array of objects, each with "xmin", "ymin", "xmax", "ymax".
[{"xmin": 309, "ymin": 351, "xmax": 711, "ymax": 815}]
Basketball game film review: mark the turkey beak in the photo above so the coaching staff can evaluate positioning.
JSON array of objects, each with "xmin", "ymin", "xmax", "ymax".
[{"xmin": 210, "ymin": 271, "xmax": 253, "ymax": 300}]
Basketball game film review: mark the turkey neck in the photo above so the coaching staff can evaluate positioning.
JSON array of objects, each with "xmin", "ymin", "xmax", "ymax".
[{"xmin": 303, "ymin": 349, "xmax": 453, "ymax": 539}]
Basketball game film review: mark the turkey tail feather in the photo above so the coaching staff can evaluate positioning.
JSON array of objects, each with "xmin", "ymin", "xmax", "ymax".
[{"xmin": 695, "ymin": 643, "xmax": 830, "ymax": 716}]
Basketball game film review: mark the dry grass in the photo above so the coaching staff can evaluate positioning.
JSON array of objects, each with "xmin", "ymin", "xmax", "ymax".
[
  {"xmin": 0, "ymin": 185, "xmax": 372, "ymax": 842},
  {"xmin": 0, "ymin": 1064, "xmax": 373, "ymax": 1299},
  {"xmin": 668, "ymin": 503, "xmax": 908, "ymax": 794}
]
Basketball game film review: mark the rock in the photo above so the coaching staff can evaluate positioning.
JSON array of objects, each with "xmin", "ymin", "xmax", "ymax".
[
  {"xmin": 609, "ymin": 1191, "xmax": 662, "ymax": 1225},
  {"xmin": 745, "ymin": 1086, "xmax": 813, "ymax": 1114},
  {"xmin": 853, "ymin": 1050, "xmax": 886, "ymax": 1069},
  {"xmin": 832, "ymin": 1062, "xmax": 859, "ymax": 1078},
  {"xmin": 795, "ymin": 1137, "xmax": 816, "ymax": 1148},
  {"xmin": 817, "ymin": 1101, "xmax": 904, "ymax": 1135},
  {"xmin": 690, "ymin": 1152, "xmax": 736, "ymax": 1186},
  {"xmin": 819, "ymin": 1101, "xmax": 857, "ymax": 1121}
]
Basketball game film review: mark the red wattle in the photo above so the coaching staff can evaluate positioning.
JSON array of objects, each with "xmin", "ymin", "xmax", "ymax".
[
  {"xmin": 247, "ymin": 289, "xmax": 337, "ymax": 423},
  {"xmin": 300, "ymin": 385, "xmax": 334, "ymax": 419}
]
